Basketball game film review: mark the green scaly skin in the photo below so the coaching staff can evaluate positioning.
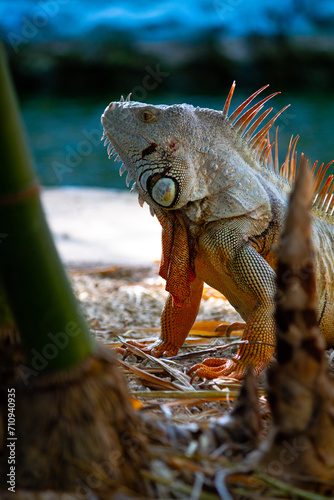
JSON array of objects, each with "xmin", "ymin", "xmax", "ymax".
[{"xmin": 101, "ymin": 85, "xmax": 334, "ymax": 379}]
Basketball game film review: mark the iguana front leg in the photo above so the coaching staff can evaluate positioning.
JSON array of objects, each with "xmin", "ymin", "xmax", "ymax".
[
  {"xmin": 189, "ymin": 242, "xmax": 277, "ymax": 380},
  {"xmin": 125, "ymin": 277, "xmax": 204, "ymax": 357},
  {"xmin": 154, "ymin": 276, "xmax": 204, "ymax": 356}
]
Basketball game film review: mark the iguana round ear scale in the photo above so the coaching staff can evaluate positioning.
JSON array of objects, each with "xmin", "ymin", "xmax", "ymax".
[{"xmin": 150, "ymin": 175, "xmax": 178, "ymax": 207}]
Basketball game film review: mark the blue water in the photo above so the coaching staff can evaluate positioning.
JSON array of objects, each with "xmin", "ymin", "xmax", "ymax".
[{"xmin": 21, "ymin": 91, "xmax": 334, "ymax": 189}]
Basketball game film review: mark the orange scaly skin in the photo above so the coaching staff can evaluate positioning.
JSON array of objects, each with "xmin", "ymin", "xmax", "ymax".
[
  {"xmin": 152, "ymin": 277, "xmax": 204, "ymax": 357},
  {"xmin": 101, "ymin": 85, "xmax": 334, "ymax": 380}
]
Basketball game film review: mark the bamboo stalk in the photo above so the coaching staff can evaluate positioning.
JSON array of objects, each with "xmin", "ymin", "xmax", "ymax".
[
  {"xmin": 0, "ymin": 44, "xmax": 93, "ymax": 374},
  {"xmin": 0, "ymin": 43, "xmax": 150, "ymax": 495}
]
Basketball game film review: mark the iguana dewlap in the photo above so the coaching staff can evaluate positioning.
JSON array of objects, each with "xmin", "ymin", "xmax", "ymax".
[{"xmin": 101, "ymin": 84, "xmax": 334, "ymax": 380}]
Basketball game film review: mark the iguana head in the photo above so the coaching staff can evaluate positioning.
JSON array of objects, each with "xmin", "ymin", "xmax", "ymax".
[
  {"xmin": 101, "ymin": 96, "xmax": 218, "ymax": 211},
  {"xmin": 101, "ymin": 86, "xmax": 318, "ymax": 220}
]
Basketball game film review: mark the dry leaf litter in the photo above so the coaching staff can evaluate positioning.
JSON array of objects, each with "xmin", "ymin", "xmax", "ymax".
[{"xmin": 62, "ymin": 263, "xmax": 334, "ymax": 500}]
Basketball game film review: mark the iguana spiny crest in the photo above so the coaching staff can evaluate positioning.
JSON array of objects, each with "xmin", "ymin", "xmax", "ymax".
[{"xmin": 101, "ymin": 82, "xmax": 334, "ymax": 220}]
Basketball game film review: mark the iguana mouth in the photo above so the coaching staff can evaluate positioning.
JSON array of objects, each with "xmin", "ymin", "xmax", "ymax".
[
  {"xmin": 101, "ymin": 96, "xmax": 180, "ymax": 211},
  {"xmin": 101, "ymin": 97, "xmax": 146, "ymax": 196},
  {"xmin": 101, "ymin": 131, "xmax": 135, "ymax": 189},
  {"xmin": 102, "ymin": 128, "xmax": 173, "ymax": 210}
]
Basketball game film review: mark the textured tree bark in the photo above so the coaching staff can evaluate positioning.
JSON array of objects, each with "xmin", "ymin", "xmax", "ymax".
[
  {"xmin": 15, "ymin": 344, "xmax": 149, "ymax": 495},
  {"xmin": 254, "ymin": 159, "xmax": 334, "ymax": 495}
]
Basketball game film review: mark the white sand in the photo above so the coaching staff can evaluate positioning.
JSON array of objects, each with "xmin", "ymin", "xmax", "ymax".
[{"xmin": 41, "ymin": 187, "xmax": 162, "ymax": 267}]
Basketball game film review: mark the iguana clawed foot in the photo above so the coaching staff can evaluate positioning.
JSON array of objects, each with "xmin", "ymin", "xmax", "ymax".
[
  {"xmin": 121, "ymin": 339, "xmax": 180, "ymax": 358},
  {"xmin": 188, "ymin": 356, "xmax": 267, "ymax": 382}
]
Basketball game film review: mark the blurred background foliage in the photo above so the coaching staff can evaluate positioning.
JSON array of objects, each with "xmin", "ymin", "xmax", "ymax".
[{"xmin": 1, "ymin": 0, "xmax": 334, "ymax": 188}]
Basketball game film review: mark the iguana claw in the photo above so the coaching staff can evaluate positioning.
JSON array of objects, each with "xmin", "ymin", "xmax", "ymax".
[
  {"xmin": 188, "ymin": 356, "xmax": 265, "ymax": 381},
  {"xmin": 150, "ymin": 340, "xmax": 180, "ymax": 357},
  {"xmin": 152, "ymin": 340, "xmax": 179, "ymax": 358},
  {"xmin": 121, "ymin": 339, "xmax": 180, "ymax": 358}
]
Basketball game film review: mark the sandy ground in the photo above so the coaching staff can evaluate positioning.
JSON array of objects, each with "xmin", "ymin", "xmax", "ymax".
[{"xmin": 41, "ymin": 187, "xmax": 162, "ymax": 268}]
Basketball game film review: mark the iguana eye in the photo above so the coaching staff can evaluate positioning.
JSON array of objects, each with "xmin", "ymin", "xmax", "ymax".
[{"xmin": 140, "ymin": 110, "xmax": 156, "ymax": 122}]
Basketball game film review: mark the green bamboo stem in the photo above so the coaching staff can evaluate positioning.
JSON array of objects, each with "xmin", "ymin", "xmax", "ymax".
[{"xmin": 0, "ymin": 43, "xmax": 94, "ymax": 374}]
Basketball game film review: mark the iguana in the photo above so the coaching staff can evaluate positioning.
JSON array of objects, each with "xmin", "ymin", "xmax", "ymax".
[{"xmin": 101, "ymin": 83, "xmax": 334, "ymax": 380}]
